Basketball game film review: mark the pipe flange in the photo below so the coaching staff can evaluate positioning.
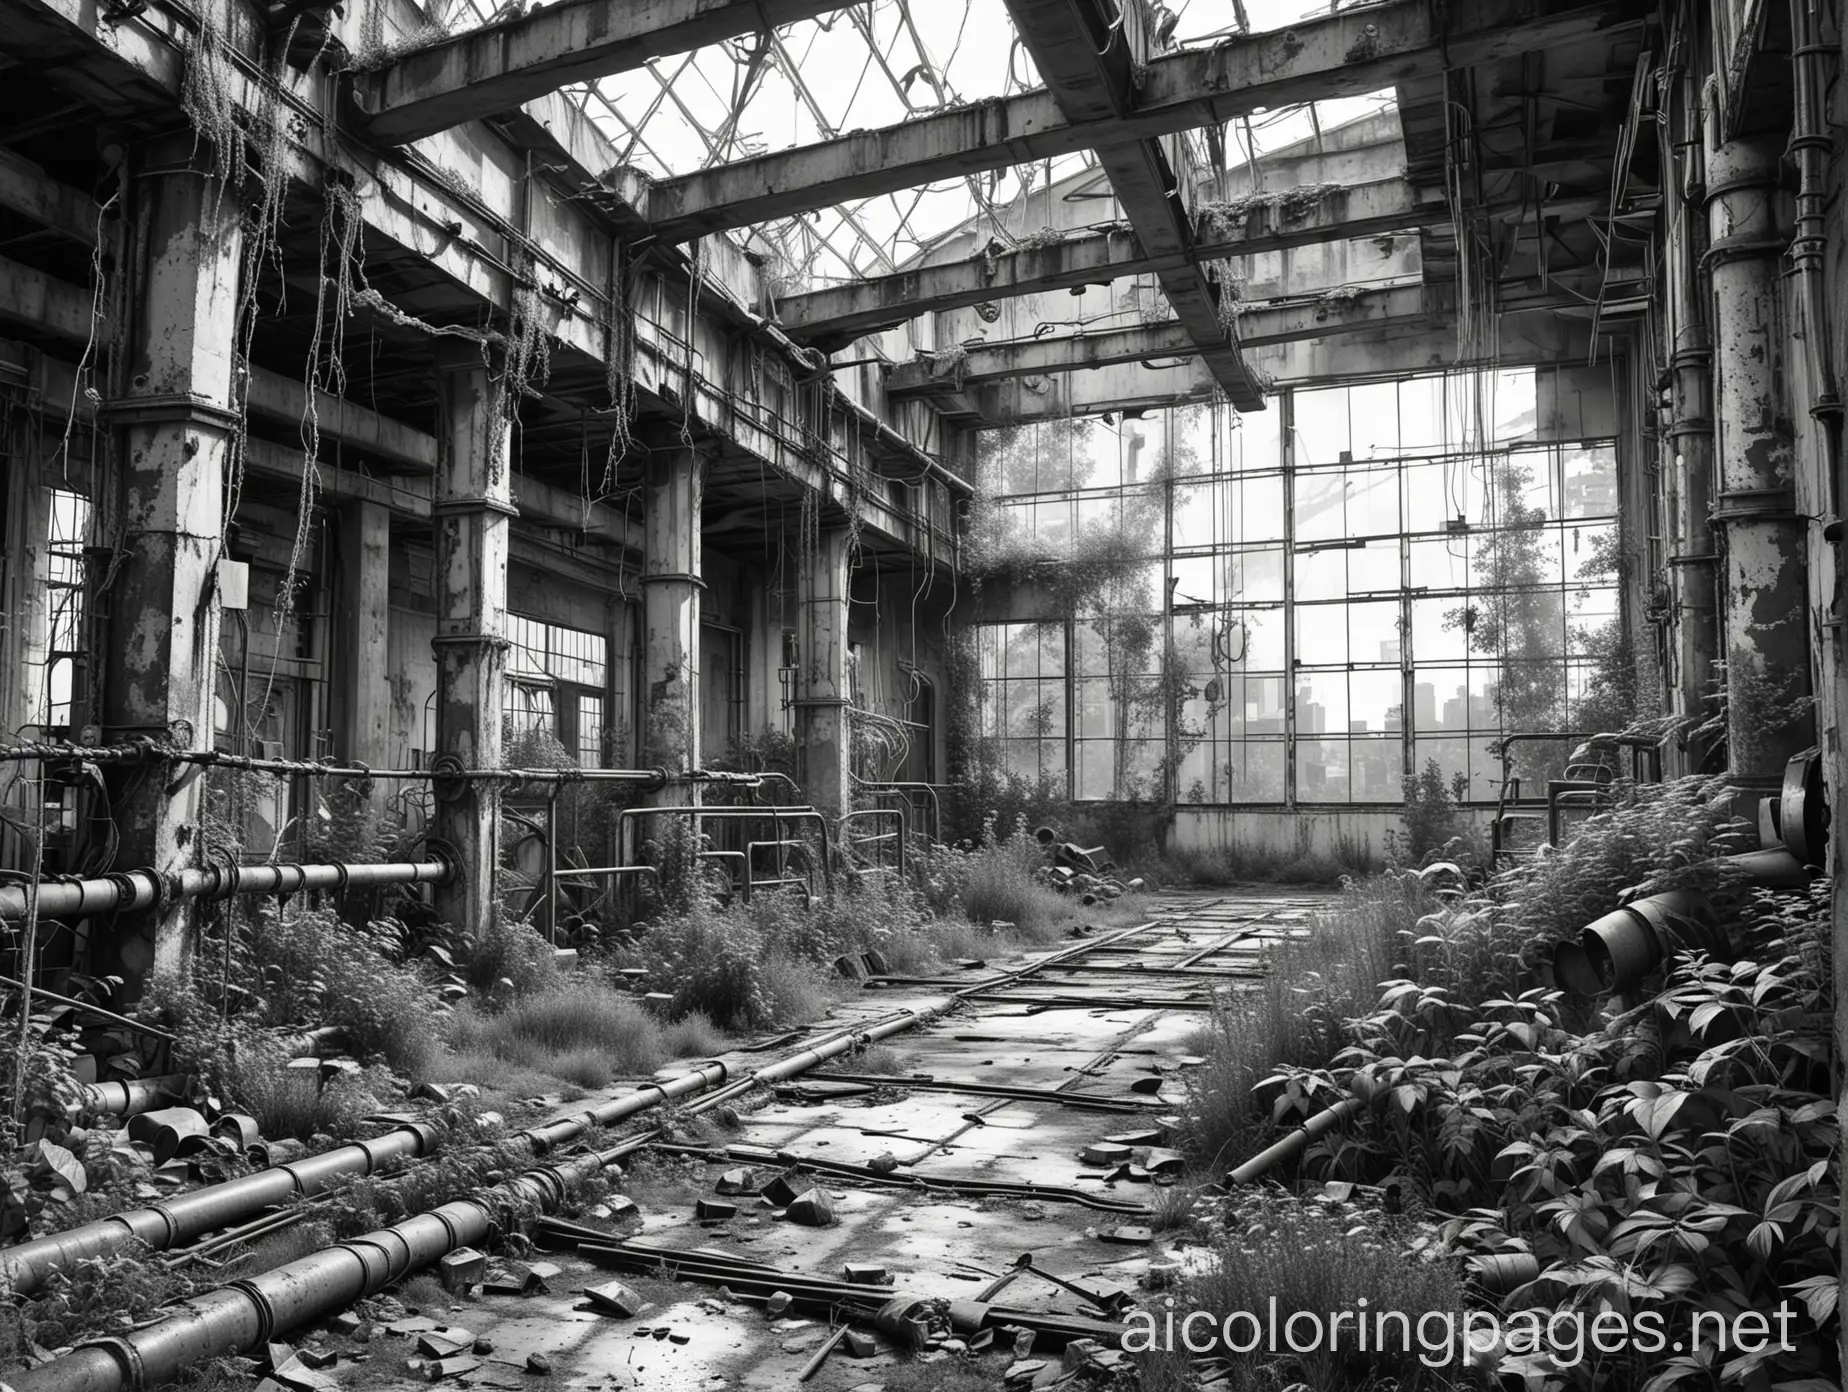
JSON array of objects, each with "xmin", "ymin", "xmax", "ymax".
[
  {"xmin": 328, "ymin": 863, "xmax": 351, "ymax": 898},
  {"xmin": 425, "ymin": 838, "xmax": 462, "ymax": 887},
  {"xmin": 429, "ymin": 753, "xmax": 469, "ymax": 802},
  {"xmin": 227, "ymin": 1278, "xmax": 278, "ymax": 1346},
  {"xmin": 100, "ymin": 872, "xmax": 139, "ymax": 917},
  {"xmin": 78, "ymin": 1336, "xmax": 149, "ymax": 1392}
]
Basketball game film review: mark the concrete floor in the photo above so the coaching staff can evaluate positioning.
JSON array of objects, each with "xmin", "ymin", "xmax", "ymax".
[{"xmin": 294, "ymin": 890, "xmax": 1330, "ymax": 1392}]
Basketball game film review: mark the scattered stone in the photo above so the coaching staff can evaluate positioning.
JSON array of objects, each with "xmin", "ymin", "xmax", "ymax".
[
  {"xmin": 416, "ymin": 1332, "xmax": 473, "ymax": 1360},
  {"xmin": 842, "ymin": 1330, "xmax": 877, "ymax": 1359},
  {"xmin": 714, "ymin": 1168, "xmax": 757, "ymax": 1195},
  {"xmin": 1063, "ymin": 1340, "xmax": 1102, "ymax": 1372},
  {"xmin": 1080, "ymin": 1142, "xmax": 1131, "ymax": 1166},
  {"xmin": 784, "ymin": 1190, "xmax": 835, "ymax": 1227},
  {"xmin": 694, "ymin": 1199, "xmax": 737, "ymax": 1221},
  {"xmin": 1010, "ymin": 1329, "xmax": 1036, "ymax": 1359},
  {"xmin": 842, "ymin": 1263, "xmax": 887, "ymax": 1284},
  {"xmin": 1101, "ymin": 1225, "xmax": 1154, "ymax": 1245},
  {"xmin": 1144, "ymin": 1260, "xmax": 1183, "ymax": 1290},
  {"xmin": 583, "ymin": 1281, "xmax": 646, "ymax": 1319},
  {"xmin": 271, "ymin": 1359, "xmax": 337, "ymax": 1392},
  {"xmin": 472, "ymin": 1338, "xmax": 493, "ymax": 1356},
  {"xmin": 438, "ymin": 1247, "xmax": 487, "ymax": 1293},
  {"xmin": 1004, "ymin": 1360, "xmax": 1047, "ymax": 1385},
  {"xmin": 423, "ymin": 1355, "xmax": 482, "ymax": 1381},
  {"xmin": 296, "ymin": 1348, "xmax": 338, "ymax": 1370},
  {"xmin": 328, "ymin": 1313, "xmax": 362, "ymax": 1338},
  {"xmin": 1019, "ymin": 1202, "xmax": 1046, "ymax": 1221},
  {"xmin": 525, "ymin": 1354, "xmax": 552, "ymax": 1375},
  {"xmin": 765, "ymin": 1292, "xmax": 794, "ymax": 1317},
  {"xmin": 941, "ymin": 1339, "xmax": 968, "ymax": 1355},
  {"xmin": 758, "ymin": 1172, "xmax": 803, "ymax": 1207},
  {"xmin": 867, "ymin": 1152, "xmax": 898, "ymax": 1174}
]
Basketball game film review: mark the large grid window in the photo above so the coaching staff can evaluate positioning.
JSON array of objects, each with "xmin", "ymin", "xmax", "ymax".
[
  {"xmin": 970, "ymin": 368, "xmax": 1624, "ymax": 805},
  {"xmin": 505, "ymin": 616, "xmax": 609, "ymax": 766}
]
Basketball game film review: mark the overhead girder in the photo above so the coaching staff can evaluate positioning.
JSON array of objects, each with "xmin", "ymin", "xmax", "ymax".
[
  {"xmin": 883, "ymin": 283, "xmax": 1436, "ymax": 398},
  {"xmin": 1000, "ymin": 0, "xmax": 1258, "ymax": 408},
  {"xmin": 356, "ymin": 0, "xmax": 856, "ymax": 146},
  {"xmin": 968, "ymin": 307, "xmax": 1610, "ymax": 425},
  {"xmin": 640, "ymin": 0, "xmax": 1642, "ymax": 241},
  {"xmin": 779, "ymin": 181, "xmax": 1608, "ymax": 345}
]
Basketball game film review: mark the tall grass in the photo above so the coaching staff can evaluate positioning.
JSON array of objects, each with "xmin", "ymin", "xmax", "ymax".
[
  {"xmin": 216, "ymin": 1041, "xmax": 392, "ymax": 1142},
  {"xmin": 1181, "ymin": 874, "xmax": 1431, "ymax": 1171},
  {"xmin": 442, "ymin": 978, "xmax": 722, "ymax": 1087},
  {"xmin": 1136, "ymin": 1195, "xmax": 1467, "ymax": 1392}
]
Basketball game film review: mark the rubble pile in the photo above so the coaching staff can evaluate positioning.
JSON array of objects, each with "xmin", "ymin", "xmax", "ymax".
[{"xmin": 1030, "ymin": 828, "xmax": 1144, "ymax": 907}]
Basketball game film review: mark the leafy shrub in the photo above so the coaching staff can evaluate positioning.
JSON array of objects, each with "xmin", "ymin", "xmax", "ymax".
[
  {"xmin": 1275, "ymin": 879, "xmax": 1837, "ymax": 1392},
  {"xmin": 213, "ymin": 1037, "xmax": 392, "ymax": 1142},
  {"xmin": 462, "ymin": 908, "xmax": 558, "ymax": 995}
]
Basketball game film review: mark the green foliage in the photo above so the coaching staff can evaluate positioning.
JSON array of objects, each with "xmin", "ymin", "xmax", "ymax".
[
  {"xmin": 209, "ymin": 1037, "xmax": 392, "ymax": 1143},
  {"xmin": 1181, "ymin": 873, "xmax": 1433, "ymax": 1170},
  {"xmin": 1280, "ymin": 880, "xmax": 1836, "ymax": 1392},
  {"xmin": 151, "ymin": 900, "xmax": 436, "ymax": 1078},
  {"xmin": 443, "ymin": 978, "xmax": 687, "ymax": 1085},
  {"xmin": 1393, "ymin": 758, "xmax": 1473, "ymax": 866},
  {"xmin": 1137, "ymin": 1188, "xmax": 1467, "ymax": 1392}
]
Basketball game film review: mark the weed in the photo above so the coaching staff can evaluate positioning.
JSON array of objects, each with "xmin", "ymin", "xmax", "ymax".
[{"xmin": 445, "ymin": 978, "xmax": 669, "ymax": 1077}]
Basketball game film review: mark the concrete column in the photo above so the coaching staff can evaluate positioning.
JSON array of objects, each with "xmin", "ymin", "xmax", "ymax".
[
  {"xmin": 796, "ymin": 527, "xmax": 852, "ymax": 821},
  {"xmin": 430, "ymin": 348, "xmax": 512, "ymax": 933},
  {"xmin": 640, "ymin": 445, "xmax": 702, "ymax": 784},
  {"xmin": 1705, "ymin": 129, "xmax": 1814, "ymax": 777},
  {"xmin": 98, "ymin": 138, "xmax": 242, "ymax": 985},
  {"xmin": 331, "ymin": 500, "xmax": 393, "ymax": 805}
]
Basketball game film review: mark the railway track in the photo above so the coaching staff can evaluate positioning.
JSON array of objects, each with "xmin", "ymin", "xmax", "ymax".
[{"xmin": 2, "ymin": 889, "xmax": 1330, "ymax": 1392}]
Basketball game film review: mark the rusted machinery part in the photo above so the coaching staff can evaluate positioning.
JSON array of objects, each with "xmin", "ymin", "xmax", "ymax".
[
  {"xmin": 1226, "ymin": 1096, "xmax": 1365, "ymax": 1187},
  {"xmin": 0, "ymin": 859, "xmax": 454, "ymax": 924}
]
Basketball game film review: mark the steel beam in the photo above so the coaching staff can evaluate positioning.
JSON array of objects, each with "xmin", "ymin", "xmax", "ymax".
[
  {"xmin": 1705, "ymin": 132, "xmax": 1813, "ymax": 777},
  {"xmin": 357, "ymin": 0, "xmax": 854, "ymax": 146},
  {"xmin": 431, "ymin": 347, "xmax": 513, "ymax": 934},
  {"xmin": 884, "ymin": 284, "xmax": 1432, "ymax": 396},
  {"xmin": 0, "ymin": 146, "xmax": 100, "ymax": 247},
  {"xmin": 96, "ymin": 137, "xmax": 242, "ymax": 986},
  {"xmin": 1001, "ymin": 0, "xmax": 1256, "ymax": 406},
  {"xmin": 330, "ymin": 500, "xmax": 394, "ymax": 815},
  {"xmin": 644, "ymin": 0, "xmax": 1638, "ymax": 240},
  {"xmin": 971, "ymin": 310, "xmax": 1604, "ymax": 423}
]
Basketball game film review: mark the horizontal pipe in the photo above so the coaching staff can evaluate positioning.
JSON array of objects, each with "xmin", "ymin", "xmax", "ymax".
[
  {"xmin": 78, "ymin": 1075, "xmax": 186, "ymax": 1119},
  {"xmin": 0, "ymin": 860, "xmax": 452, "ymax": 924},
  {"xmin": 1227, "ymin": 1096, "xmax": 1363, "ymax": 1186},
  {"xmin": 4, "ymin": 1148, "xmax": 613, "ymax": 1392},
  {"xmin": 2, "ymin": 915, "xmax": 1152, "ymax": 1309}
]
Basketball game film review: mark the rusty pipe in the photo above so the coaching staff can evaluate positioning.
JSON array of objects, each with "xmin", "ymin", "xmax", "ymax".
[
  {"xmin": 1, "ymin": 1148, "xmax": 614, "ymax": 1392},
  {"xmin": 77, "ymin": 1075, "xmax": 185, "ymax": 1119},
  {"xmin": 1227, "ymin": 1096, "xmax": 1364, "ymax": 1186},
  {"xmin": 0, "ymin": 859, "xmax": 452, "ymax": 924}
]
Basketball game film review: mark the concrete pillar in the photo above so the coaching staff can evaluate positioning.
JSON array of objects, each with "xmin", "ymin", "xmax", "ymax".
[
  {"xmin": 331, "ymin": 500, "xmax": 393, "ymax": 806},
  {"xmin": 430, "ymin": 348, "xmax": 512, "ymax": 933},
  {"xmin": 98, "ymin": 137, "xmax": 242, "ymax": 985},
  {"xmin": 796, "ymin": 527, "xmax": 852, "ymax": 821},
  {"xmin": 640, "ymin": 445, "xmax": 702, "ymax": 784},
  {"xmin": 1705, "ymin": 130, "xmax": 1814, "ymax": 777}
]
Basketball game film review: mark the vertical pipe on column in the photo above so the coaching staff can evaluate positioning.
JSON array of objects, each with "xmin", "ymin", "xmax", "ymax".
[
  {"xmin": 1703, "ymin": 115, "xmax": 1815, "ymax": 778},
  {"xmin": 98, "ymin": 135, "xmax": 244, "ymax": 985},
  {"xmin": 1663, "ymin": 72, "xmax": 1719, "ymax": 769},
  {"xmin": 430, "ymin": 348, "xmax": 512, "ymax": 934}
]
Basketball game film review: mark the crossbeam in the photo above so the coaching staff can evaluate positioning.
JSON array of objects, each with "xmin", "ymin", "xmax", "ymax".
[
  {"xmin": 970, "ymin": 310, "xmax": 1606, "ymax": 423},
  {"xmin": 781, "ymin": 181, "xmax": 1606, "ymax": 345},
  {"xmin": 884, "ymin": 284, "xmax": 1434, "ymax": 396},
  {"xmin": 0, "ymin": 146, "xmax": 99, "ymax": 247},
  {"xmin": 358, "ymin": 0, "xmax": 853, "ymax": 146},
  {"xmin": 643, "ymin": 0, "xmax": 1637, "ymax": 240}
]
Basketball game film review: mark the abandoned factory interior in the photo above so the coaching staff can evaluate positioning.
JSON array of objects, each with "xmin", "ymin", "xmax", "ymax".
[{"xmin": 0, "ymin": 0, "xmax": 1841, "ymax": 1390}]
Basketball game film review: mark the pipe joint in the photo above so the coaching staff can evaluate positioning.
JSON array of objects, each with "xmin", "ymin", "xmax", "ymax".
[{"xmin": 76, "ymin": 1336, "xmax": 147, "ymax": 1392}]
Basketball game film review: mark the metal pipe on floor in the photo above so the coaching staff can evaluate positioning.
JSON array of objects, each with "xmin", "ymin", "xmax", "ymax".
[
  {"xmin": 1226, "ymin": 1096, "xmax": 1363, "ymax": 1186},
  {"xmin": 78, "ymin": 1075, "xmax": 186, "ymax": 1119}
]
